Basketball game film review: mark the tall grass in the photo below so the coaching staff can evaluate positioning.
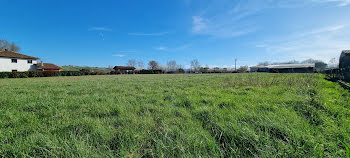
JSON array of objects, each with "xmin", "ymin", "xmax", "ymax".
[{"xmin": 0, "ymin": 74, "xmax": 349, "ymax": 157}]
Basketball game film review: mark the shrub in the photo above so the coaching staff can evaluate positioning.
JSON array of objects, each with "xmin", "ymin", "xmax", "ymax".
[
  {"xmin": 0, "ymin": 72, "xmax": 11, "ymax": 78},
  {"xmin": 0, "ymin": 71, "xmax": 85, "ymax": 79}
]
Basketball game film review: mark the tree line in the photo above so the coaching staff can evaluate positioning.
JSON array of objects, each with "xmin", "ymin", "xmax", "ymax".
[{"xmin": 125, "ymin": 59, "xmax": 248, "ymax": 73}]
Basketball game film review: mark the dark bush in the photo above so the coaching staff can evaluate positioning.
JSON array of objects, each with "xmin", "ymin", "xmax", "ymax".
[
  {"xmin": 0, "ymin": 72, "xmax": 11, "ymax": 78},
  {"xmin": 0, "ymin": 71, "xmax": 85, "ymax": 79}
]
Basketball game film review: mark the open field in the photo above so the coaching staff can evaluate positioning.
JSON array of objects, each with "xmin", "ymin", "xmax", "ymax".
[{"xmin": 0, "ymin": 74, "xmax": 349, "ymax": 157}]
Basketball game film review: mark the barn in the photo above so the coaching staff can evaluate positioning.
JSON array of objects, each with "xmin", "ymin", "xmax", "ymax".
[
  {"xmin": 113, "ymin": 66, "xmax": 136, "ymax": 74},
  {"xmin": 339, "ymin": 50, "xmax": 350, "ymax": 81},
  {"xmin": 268, "ymin": 64, "xmax": 315, "ymax": 73}
]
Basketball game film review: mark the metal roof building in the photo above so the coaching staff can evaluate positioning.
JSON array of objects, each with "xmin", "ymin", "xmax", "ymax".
[
  {"xmin": 250, "ymin": 64, "xmax": 315, "ymax": 73},
  {"xmin": 268, "ymin": 64, "xmax": 315, "ymax": 73},
  {"xmin": 340, "ymin": 50, "xmax": 350, "ymax": 81}
]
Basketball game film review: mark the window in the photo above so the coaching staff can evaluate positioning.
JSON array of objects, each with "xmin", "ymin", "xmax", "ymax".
[
  {"xmin": 11, "ymin": 59, "xmax": 17, "ymax": 63},
  {"xmin": 12, "ymin": 70, "xmax": 17, "ymax": 72},
  {"xmin": 28, "ymin": 60, "xmax": 33, "ymax": 64}
]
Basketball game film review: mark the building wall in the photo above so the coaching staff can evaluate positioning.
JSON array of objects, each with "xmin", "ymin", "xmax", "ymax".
[
  {"xmin": 0, "ymin": 57, "xmax": 37, "ymax": 72},
  {"xmin": 339, "ymin": 52, "xmax": 350, "ymax": 81},
  {"xmin": 270, "ymin": 67, "xmax": 314, "ymax": 73}
]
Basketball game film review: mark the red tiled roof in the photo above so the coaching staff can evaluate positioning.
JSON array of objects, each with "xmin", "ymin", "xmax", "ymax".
[
  {"xmin": 0, "ymin": 50, "xmax": 39, "ymax": 59},
  {"xmin": 37, "ymin": 63, "xmax": 61, "ymax": 70}
]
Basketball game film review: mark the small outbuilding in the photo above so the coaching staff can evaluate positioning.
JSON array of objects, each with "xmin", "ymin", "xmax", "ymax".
[
  {"xmin": 36, "ymin": 62, "xmax": 62, "ymax": 71},
  {"xmin": 339, "ymin": 50, "xmax": 350, "ymax": 81},
  {"xmin": 113, "ymin": 66, "xmax": 136, "ymax": 74}
]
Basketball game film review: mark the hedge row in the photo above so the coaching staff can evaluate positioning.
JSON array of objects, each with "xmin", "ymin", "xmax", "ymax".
[{"xmin": 0, "ymin": 71, "xmax": 84, "ymax": 79}]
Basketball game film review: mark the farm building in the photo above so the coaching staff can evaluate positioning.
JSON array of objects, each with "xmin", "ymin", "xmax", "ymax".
[
  {"xmin": 250, "ymin": 64, "xmax": 315, "ymax": 73},
  {"xmin": 36, "ymin": 62, "xmax": 62, "ymax": 71},
  {"xmin": 250, "ymin": 65, "xmax": 269, "ymax": 72},
  {"xmin": 268, "ymin": 64, "xmax": 315, "ymax": 73},
  {"xmin": 113, "ymin": 66, "xmax": 136, "ymax": 73},
  {"xmin": 339, "ymin": 50, "xmax": 350, "ymax": 81},
  {"xmin": 0, "ymin": 49, "xmax": 39, "ymax": 72}
]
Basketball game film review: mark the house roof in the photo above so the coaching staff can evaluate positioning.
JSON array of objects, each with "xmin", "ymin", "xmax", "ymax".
[
  {"xmin": 37, "ymin": 63, "xmax": 61, "ymax": 70},
  {"xmin": 268, "ymin": 64, "xmax": 315, "ymax": 69},
  {"xmin": 0, "ymin": 50, "xmax": 39, "ymax": 59},
  {"xmin": 113, "ymin": 66, "xmax": 136, "ymax": 70}
]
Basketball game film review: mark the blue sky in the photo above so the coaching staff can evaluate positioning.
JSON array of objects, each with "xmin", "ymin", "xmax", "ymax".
[{"xmin": 0, "ymin": 0, "xmax": 349, "ymax": 68}]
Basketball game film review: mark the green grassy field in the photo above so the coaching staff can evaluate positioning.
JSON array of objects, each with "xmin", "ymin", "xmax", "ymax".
[{"xmin": 0, "ymin": 74, "xmax": 349, "ymax": 157}]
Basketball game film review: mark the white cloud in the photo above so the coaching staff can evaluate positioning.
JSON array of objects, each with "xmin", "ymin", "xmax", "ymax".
[
  {"xmin": 156, "ymin": 46, "xmax": 167, "ymax": 51},
  {"xmin": 191, "ymin": 0, "xmax": 262, "ymax": 38},
  {"xmin": 190, "ymin": 0, "xmax": 350, "ymax": 39},
  {"xmin": 256, "ymin": 25, "xmax": 349, "ymax": 62},
  {"xmin": 89, "ymin": 27, "xmax": 112, "ymax": 31},
  {"xmin": 191, "ymin": 15, "xmax": 255, "ymax": 38},
  {"xmin": 128, "ymin": 32, "xmax": 168, "ymax": 36},
  {"xmin": 118, "ymin": 51, "xmax": 138, "ymax": 53},
  {"xmin": 112, "ymin": 54, "xmax": 125, "ymax": 57},
  {"xmin": 311, "ymin": 0, "xmax": 350, "ymax": 7},
  {"xmin": 175, "ymin": 44, "xmax": 192, "ymax": 50},
  {"xmin": 192, "ymin": 16, "xmax": 208, "ymax": 33}
]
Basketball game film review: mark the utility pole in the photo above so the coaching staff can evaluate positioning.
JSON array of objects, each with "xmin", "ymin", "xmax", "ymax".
[{"xmin": 235, "ymin": 58, "xmax": 237, "ymax": 72}]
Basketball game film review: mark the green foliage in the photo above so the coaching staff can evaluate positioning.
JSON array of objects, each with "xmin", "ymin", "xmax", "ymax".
[
  {"xmin": 0, "ymin": 74, "xmax": 349, "ymax": 157},
  {"xmin": 344, "ymin": 142, "xmax": 350, "ymax": 158}
]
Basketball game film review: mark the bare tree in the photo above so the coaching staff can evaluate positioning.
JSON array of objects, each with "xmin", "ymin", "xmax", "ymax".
[
  {"xmin": 10, "ymin": 42, "xmax": 20, "ymax": 52},
  {"xmin": 237, "ymin": 65, "xmax": 248, "ymax": 72},
  {"xmin": 329, "ymin": 58, "xmax": 339, "ymax": 68},
  {"xmin": 127, "ymin": 59, "xmax": 136, "ymax": 67},
  {"xmin": 0, "ymin": 40, "xmax": 9, "ymax": 50},
  {"xmin": 137, "ymin": 61, "xmax": 144, "ymax": 70},
  {"xmin": 148, "ymin": 60, "xmax": 159, "ymax": 70},
  {"xmin": 167, "ymin": 60, "xmax": 177, "ymax": 72},
  {"xmin": 0, "ymin": 39, "xmax": 20, "ymax": 52},
  {"xmin": 190, "ymin": 59, "xmax": 200, "ymax": 72}
]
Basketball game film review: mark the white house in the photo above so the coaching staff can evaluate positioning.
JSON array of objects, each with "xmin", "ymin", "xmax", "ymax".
[{"xmin": 0, "ymin": 49, "xmax": 39, "ymax": 72}]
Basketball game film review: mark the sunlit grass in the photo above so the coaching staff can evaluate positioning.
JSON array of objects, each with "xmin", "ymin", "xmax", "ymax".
[{"xmin": 0, "ymin": 74, "xmax": 349, "ymax": 157}]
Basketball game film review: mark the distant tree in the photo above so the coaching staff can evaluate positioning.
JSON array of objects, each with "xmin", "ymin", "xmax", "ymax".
[
  {"xmin": 10, "ymin": 42, "xmax": 20, "ymax": 52},
  {"xmin": 166, "ymin": 60, "xmax": 177, "ymax": 72},
  {"xmin": 148, "ymin": 60, "xmax": 159, "ymax": 70},
  {"xmin": 137, "ymin": 61, "xmax": 144, "ymax": 70},
  {"xmin": 237, "ymin": 65, "xmax": 248, "ymax": 72},
  {"xmin": 200, "ymin": 67, "xmax": 209, "ymax": 73},
  {"xmin": 190, "ymin": 59, "xmax": 200, "ymax": 72},
  {"xmin": 127, "ymin": 59, "xmax": 136, "ymax": 67},
  {"xmin": 0, "ymin": 40, "xmax": 9, "ymax": 50},
  {"xmin": 177, "ymin": 68, "xmax": 185, "ymax": 73},
  {"xmin": 258, "ymin": 61, "xmax": 269, "ymax": 66},
  {"xmin": 315, "ymin": 62, "xmax": 328, "ymax": 72},
  {"xmin": 272, "ymin": 60, "xmax": 299, "ymax": 65},
  {"xmin": 329, "ymin": 58, "xmax": 339, "ymax": 68},
  {"xmin": 301, "ymin": 58, "xmax": 323, "ymax": 64},
  {"xmin": 0, "ymin": 39, "xmax": 20, "ymax": 52}
]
